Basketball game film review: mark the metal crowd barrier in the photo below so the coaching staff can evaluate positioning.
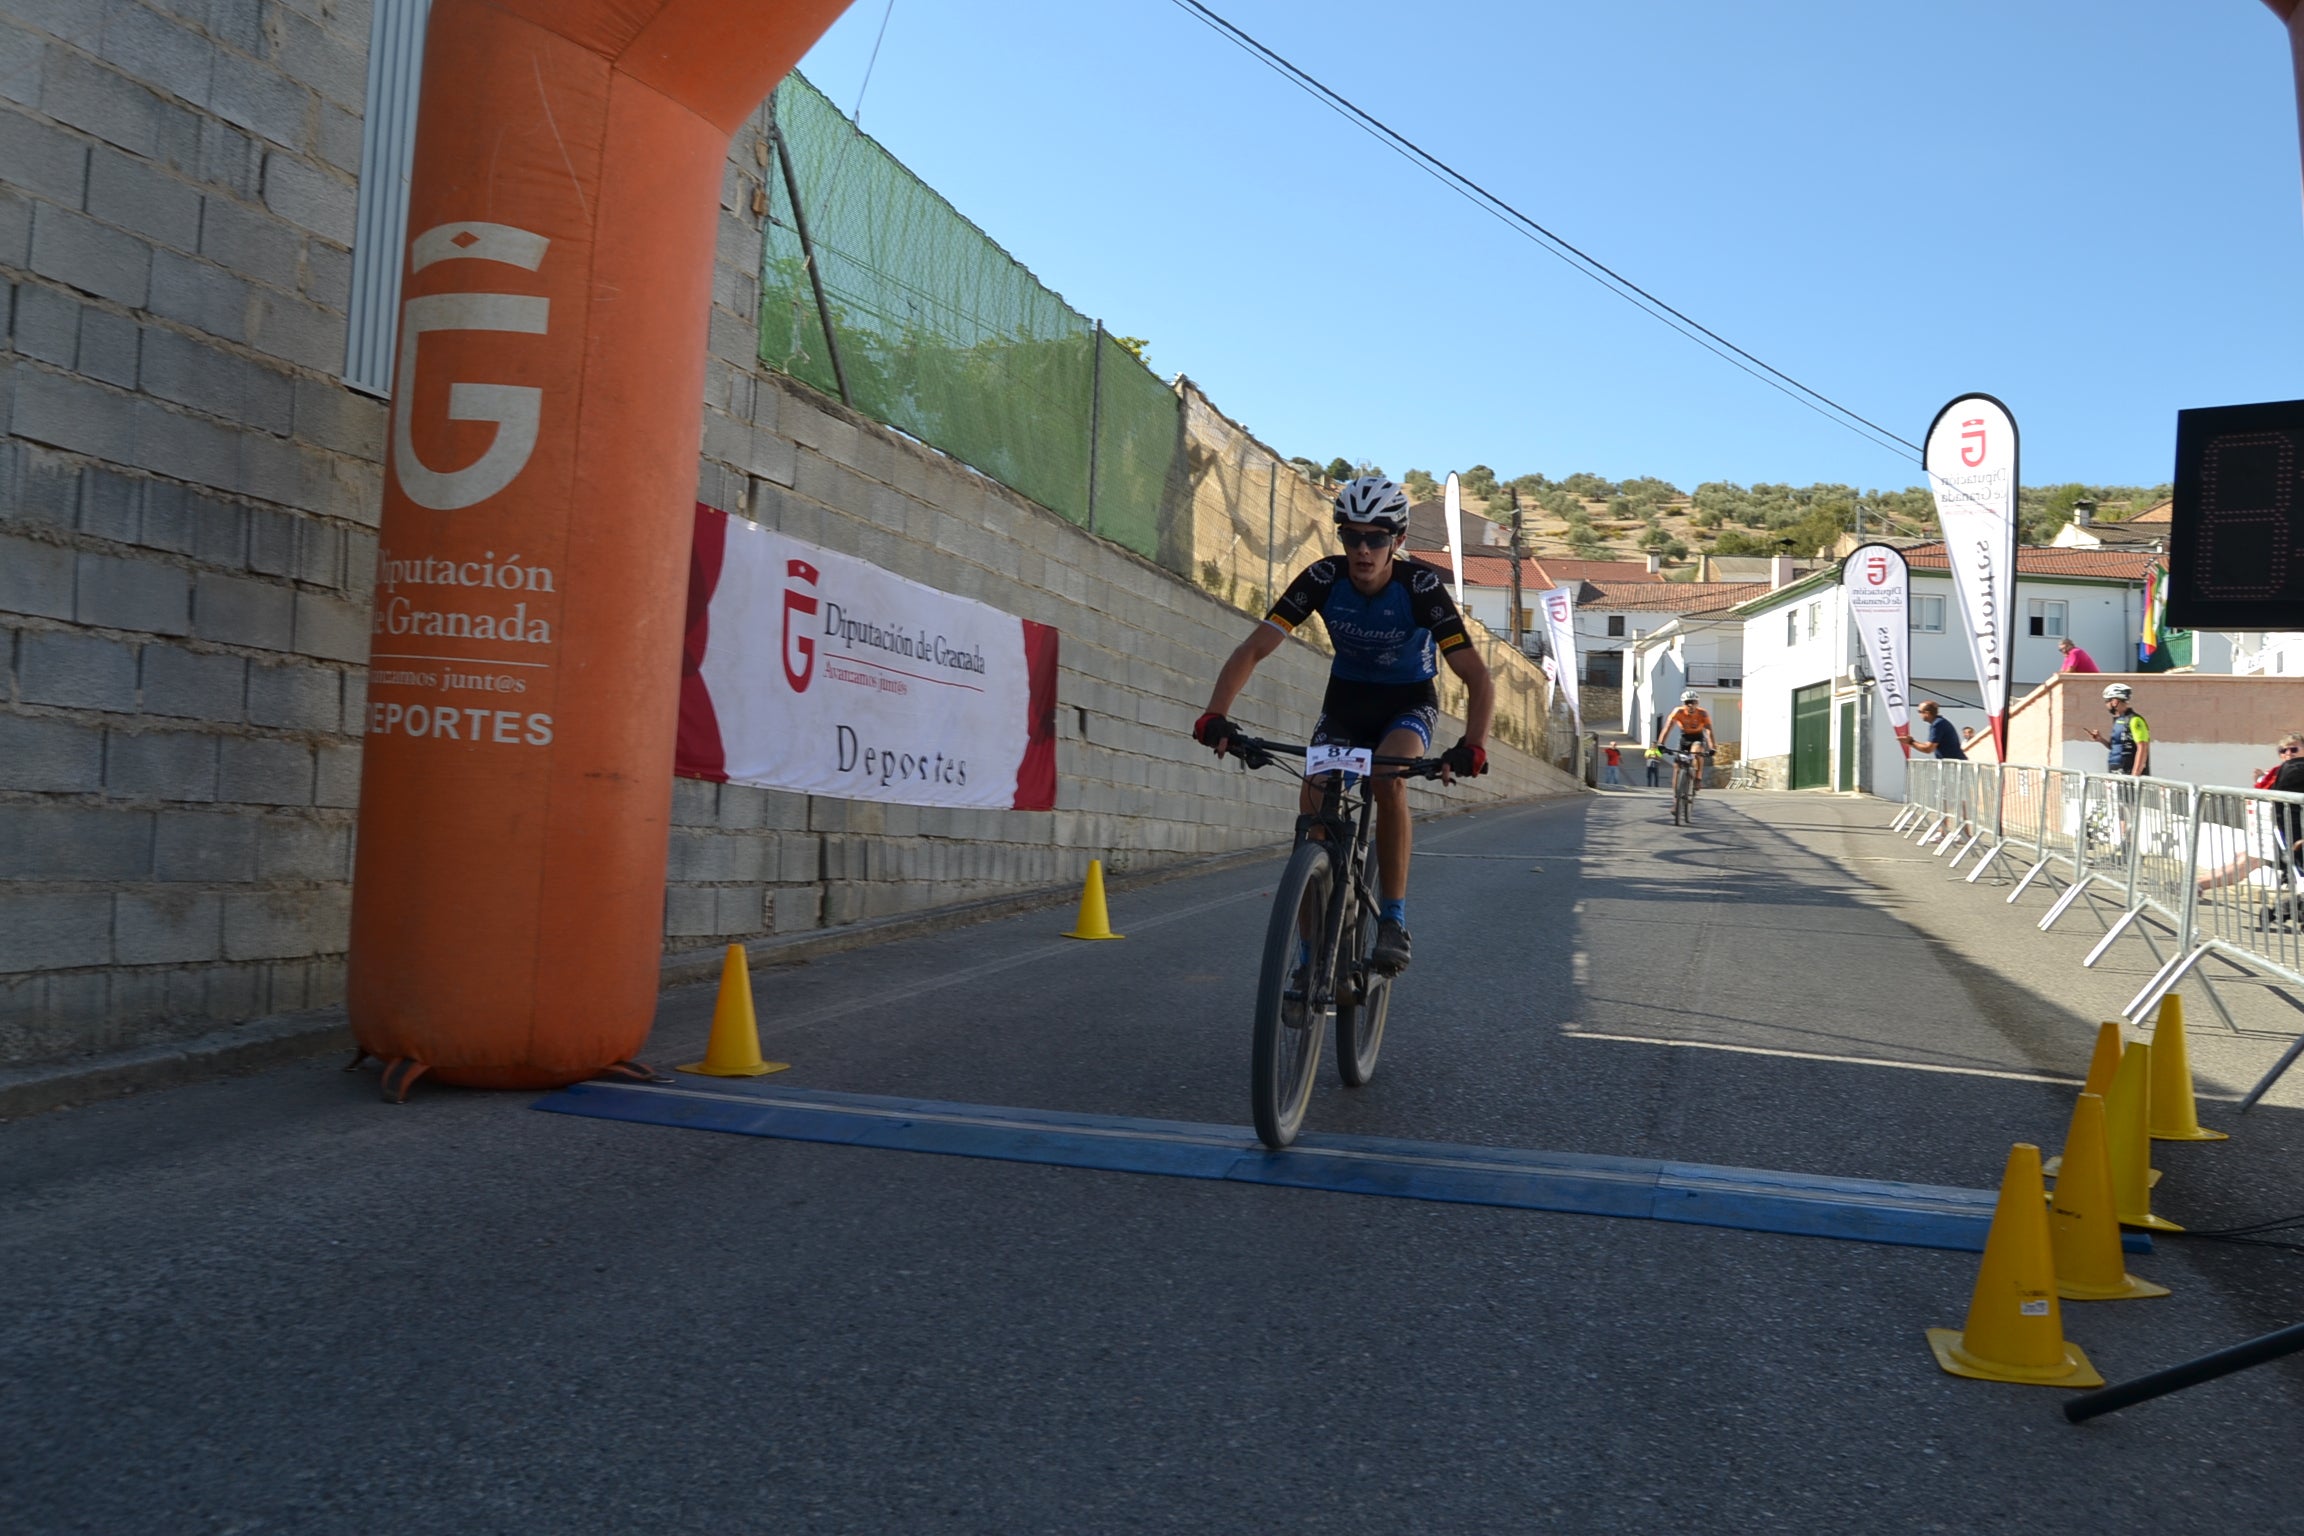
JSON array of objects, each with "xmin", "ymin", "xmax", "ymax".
[{"xmin": 1899, "ymin": 759, "xmax": 2304, "ymax": 1111}]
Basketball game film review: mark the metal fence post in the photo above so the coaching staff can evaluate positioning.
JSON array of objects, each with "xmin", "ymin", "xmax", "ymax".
[
  {"xmin": 767, "ymin": 90, "xmax": 851, "ymax": 408},
  {"xmin": 1086, "ymin": 319, "xmax": 1105, "ymax": 535}
]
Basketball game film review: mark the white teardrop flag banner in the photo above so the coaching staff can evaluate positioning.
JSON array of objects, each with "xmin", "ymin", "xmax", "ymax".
[
  {"xmin": 1841, "ymin": 541, "xmax": 1913, "ymax": 756},
  {"xmin": 1443, "ymin": 472, "xmax": 1466, "ymax": 606},
  {"xmin": 1540, "ymin": 583, "xmax": 1580, "ymax": 731},
  {"xmin": 1923, "ymin": 394, "xmax": 2019, "ymax": 756}
]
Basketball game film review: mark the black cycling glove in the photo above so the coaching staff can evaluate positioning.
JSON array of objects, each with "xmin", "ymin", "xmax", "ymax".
[
  {"xmin": 1440, "ymin": 738, "xmax": 1488, "ymax": 778},
  {"xmin": 1193, "ymin": 711, "xmax": 1238, "ymax": 754}
]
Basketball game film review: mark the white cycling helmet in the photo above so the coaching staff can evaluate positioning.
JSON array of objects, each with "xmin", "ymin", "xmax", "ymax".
[
  {"xmin": 1680, "ymin": 689, "xmax": 1699, "ymax": 704},
  {"xmin": 1333, "ymin": 476, "xmax": 1410, "ymax": 534},
  {"xmin": 2102, "ymin": 682, "xmax": 2133, "ymax": 701}
]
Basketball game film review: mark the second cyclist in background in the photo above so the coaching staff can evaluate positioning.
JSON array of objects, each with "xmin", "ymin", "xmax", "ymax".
[
  {"xmin": 1192, "ymin": 476, "xmax": 1494, "ymax": 975},
  {"xmin": 1662, "ymin": 689, "xmax": 1715, "ymax": 807}
]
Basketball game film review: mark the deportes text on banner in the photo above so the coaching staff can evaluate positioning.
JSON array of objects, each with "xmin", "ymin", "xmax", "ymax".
[
  {"xmin": 678, "ymin": 505, "xmax": 1058, "ymax": 810},
  {"xmin": 1924, "ymin": 393, "xmax": 2020, "ymax": 755},
  {"xmin": 1842, "ymin": 542, "xmax": 1913, "ymax": 755},
  {"xmin": 1540, "ymin": 584, "xmax": 1580, "ymax": 730}
]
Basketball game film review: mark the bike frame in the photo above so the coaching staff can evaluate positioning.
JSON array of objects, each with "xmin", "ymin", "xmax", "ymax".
[
  {"xmin": 1294, "ymin": 769, "xmax": 1377, "ymax": 1006},
  {"xmin": 1236, "ymin": 736, "xmax": 1439, "ymax": 1005}
]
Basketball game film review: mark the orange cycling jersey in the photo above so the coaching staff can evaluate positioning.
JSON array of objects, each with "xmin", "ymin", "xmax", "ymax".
[{"xmin": 1665, "ymin": 706, "xmax": 1712, "ymax": 744}]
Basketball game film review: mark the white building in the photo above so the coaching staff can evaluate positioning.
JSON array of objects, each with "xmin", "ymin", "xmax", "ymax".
[
  {"xmin": 1735, "ymin": 544, "xmax": 2157, "ymax": 797},
  {"xmin": 1619, "ymin": 588, "xmax": 1769, "ymax": 748}
]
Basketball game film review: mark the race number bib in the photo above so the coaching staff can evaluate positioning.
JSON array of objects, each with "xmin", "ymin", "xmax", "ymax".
[{"xmin": 1304, "ymin": 745, "xmax": 1373, "ymax": 779}]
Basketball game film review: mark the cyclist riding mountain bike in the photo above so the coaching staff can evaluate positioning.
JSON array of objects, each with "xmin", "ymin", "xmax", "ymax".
[
  {"xmin": 1193, "ymin": 476, "xmax": 1495, "ymax": 975},
  {"xmin": 1661, "ymin": 690, "xmax": 1715, "ymax": 802}
]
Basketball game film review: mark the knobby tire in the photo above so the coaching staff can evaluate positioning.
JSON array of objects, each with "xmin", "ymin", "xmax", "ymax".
[
  {"xmin": 1334, "ymin": 839, "xmax": 1390, "ymax": 1087},
  {"xmin": 1253, "ymin": 840, "xmax": 1334, "ymax": 1148}
]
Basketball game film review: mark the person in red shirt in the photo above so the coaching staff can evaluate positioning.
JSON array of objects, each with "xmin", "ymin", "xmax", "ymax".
[
  {"xmin": 1602, "ymin": 741, "xmax": 1622, "ymax": 787},
  {"xmin": 2058, "ymin": 637, "xmax": 2100, "ymax": 673}
]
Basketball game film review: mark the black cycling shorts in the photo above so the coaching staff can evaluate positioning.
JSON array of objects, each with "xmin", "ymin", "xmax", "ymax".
[{"xmin": 1311, "ymin": 677, "xmax": 1439, "ymax": 752}]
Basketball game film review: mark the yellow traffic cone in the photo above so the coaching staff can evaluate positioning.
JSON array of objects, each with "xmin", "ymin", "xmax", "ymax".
[
  {"xmin": 1063, "ymin": 858, "xmax": 1124, "ymax": 940},
  {"xmin": 2108, "ymin": 1042, "xmax": 2181, "ymax": 1232},
  {"xmin": 678, "ymin": 944, "xmax": 789, "ymax": 1077},
  {"xmin": 1927, "ymin": 1143, "xmax": 2104, "ymax": 1387},
  {"xmin": 2051, "ymin": 1093, "xmax": 2170, "ymax": 1302},
  {"xmin": 2045, "ymin": 1022, "xmax": 2127, "ymax": 1180},
  {"xmin": 2081, "ymin": 1020, "xmax": 2123, "ymax": 1100},
  {"xmin": 2147, "ymin": 993, "xmax": 2227, "ymax": 1143}
]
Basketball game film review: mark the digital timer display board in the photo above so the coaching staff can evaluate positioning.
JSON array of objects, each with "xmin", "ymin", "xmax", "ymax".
[{"xmin": 2168, "ymin": 398, "xmax": 2304, "ymax": 631}]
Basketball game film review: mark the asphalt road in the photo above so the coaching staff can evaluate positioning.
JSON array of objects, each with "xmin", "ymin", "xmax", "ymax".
[{"xmin": 7, "ymin": 786, "xmax": 2304, "ymax": 1534}]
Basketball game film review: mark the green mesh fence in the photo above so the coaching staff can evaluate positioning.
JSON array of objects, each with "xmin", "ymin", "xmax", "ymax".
[{"xmin": 761, "ymin": 75, "xmax": 1176, "ymax": 560}]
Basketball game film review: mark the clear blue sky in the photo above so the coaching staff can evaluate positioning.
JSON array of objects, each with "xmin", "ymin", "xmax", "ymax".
[{"xmin": 796, "ymin": 1, "xmax": 2304, "ymax": 496}]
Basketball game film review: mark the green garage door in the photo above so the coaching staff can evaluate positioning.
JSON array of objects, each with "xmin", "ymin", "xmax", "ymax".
[
  {"xmin": 1837, "ymin": 700, "xmax": 1856, "ymax": 792},
  {"xmin": 1791, "ymin": 682, "xmax": 1831, "ymax": 790}
]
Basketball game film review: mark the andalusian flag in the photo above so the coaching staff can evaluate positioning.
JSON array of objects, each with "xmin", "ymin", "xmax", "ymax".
[
  {"xmin": 2138, "ymin": 563, "xmax": 2165, "ymax": 665},
  {"xmin": 2138, "ymin": 562, "xmax": 2192, "ymax": 672}
]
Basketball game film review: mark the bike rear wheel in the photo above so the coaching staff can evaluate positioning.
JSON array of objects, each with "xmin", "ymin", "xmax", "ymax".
[
  {"xmin": 1253, "ymin": 841, "xmax": 1334, "ymax": 1148},
  {"xmin": 1334, "ymin": 839, "xmax": 1390, "ymax": 1087}
]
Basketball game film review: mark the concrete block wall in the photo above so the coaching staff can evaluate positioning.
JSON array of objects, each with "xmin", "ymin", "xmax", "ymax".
[
  {"xmin": 0, "ymin": 0, "xmax": 379, "ymax": 1068},
  {"xmin": 0, "ymin": 44, "xmax": 1575, "ymax": 1073},
  {"xmin": 663, "ymin": 106, "xmax": 1576, "ymax": 957}
]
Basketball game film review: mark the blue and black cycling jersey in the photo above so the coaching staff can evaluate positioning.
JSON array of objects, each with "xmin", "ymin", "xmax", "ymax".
[{"xmin": 1265, "ymin": 556, "xmax": 1472, "ymax": 685}]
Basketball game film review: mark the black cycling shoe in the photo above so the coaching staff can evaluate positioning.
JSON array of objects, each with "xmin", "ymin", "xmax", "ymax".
[{"xmin": 1372, "ymin": 917, "xmax": 1412, "ymax": 974}]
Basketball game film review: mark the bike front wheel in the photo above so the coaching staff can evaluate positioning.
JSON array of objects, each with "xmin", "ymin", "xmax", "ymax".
[
  {"xmin": 1334, "ymin": 839, "xmax": 1390, "ymax": 1088},
  {"xmin": 1253, "ymin": 841, "xmax": 1334, "ymax": 1148}
]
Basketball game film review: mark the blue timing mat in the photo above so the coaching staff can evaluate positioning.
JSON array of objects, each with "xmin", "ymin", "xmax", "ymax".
[{"xmin": 535, "ymin": 1080, "xmax": 2150, "ymax": 1256}]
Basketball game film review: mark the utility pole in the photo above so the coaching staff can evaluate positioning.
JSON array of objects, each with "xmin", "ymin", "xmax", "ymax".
[{"xmin": 1508, "ymin": 503, "xmax": 1526, "ymax": 650}]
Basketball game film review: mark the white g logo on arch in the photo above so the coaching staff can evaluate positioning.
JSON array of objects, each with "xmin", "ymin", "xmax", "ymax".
[{"xmin": 392, "ymin": 222, "xmax": 552, "ymax": 511}]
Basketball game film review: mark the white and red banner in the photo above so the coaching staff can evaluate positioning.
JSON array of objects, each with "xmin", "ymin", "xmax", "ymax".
[
  {"xmin": 678, "ymin": 505, "xmax": 1058, "ymax": 810},
  {"xmin": 1924, "ymin": 393, "xmax": 2020, "ymax": 756},
  {"xmin": 1539, "ymin": 583, "xmax": 1580, "ymax": 730},
  {"xmin": 1443, "ymin": 471, "xmax": 1466, "ymax": 606},
  {"xmin": 1842, "ymin": 542, "xmax": 1913, "ymax": 756}
]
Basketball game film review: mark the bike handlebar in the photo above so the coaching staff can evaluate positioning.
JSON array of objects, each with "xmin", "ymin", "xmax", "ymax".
[{"xmin": 1227, "ymin": 734, "xmax": 1446, "ymax": 780}]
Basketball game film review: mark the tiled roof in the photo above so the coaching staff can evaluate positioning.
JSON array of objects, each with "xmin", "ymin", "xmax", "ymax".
[
  {"xmin": 1584, "ymin": 581, "xmax": 1768, "ymax": 614},
  {"xmin": 2125, "ymin": 500, "xmax": 2172, "ymax": 525},
  {"xmin": 1526, "ymin": 558, "xmax": 1667, "ymax": 586},
  {"xmin": 1898, "ymin": 541, "xmax": 2158, "ymax": 580},
  {"xmin": 1441, "ymin": 553, "xmax": 1523, "ymax": 588}
]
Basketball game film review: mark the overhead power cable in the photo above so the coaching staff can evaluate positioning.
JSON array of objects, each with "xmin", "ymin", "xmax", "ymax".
[
  {"xmin": 848, "ymin": 0, "xmax": 899, "ymax": 126},
  {"xmin": 1163, "ymin": 0, "xmax": 1924, "ymax": 466}
]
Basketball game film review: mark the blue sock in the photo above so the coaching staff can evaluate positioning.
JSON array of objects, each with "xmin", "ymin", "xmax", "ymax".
[{"xmin": 1380, "ymin": 898, "xmax": 1407, "ymax": 927}]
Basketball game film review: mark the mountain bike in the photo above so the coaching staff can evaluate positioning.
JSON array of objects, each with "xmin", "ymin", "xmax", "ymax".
[
  {"xmin": 1671, "ymin": 749, "xmax": 1709, "ymax": 826},
  {"xmin": 1229, "ymin": 734, "xmax": 1445, "ymax": 1148}
]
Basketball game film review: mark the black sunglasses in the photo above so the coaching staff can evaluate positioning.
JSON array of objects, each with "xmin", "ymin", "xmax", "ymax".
[
  {"xmin": 2283, "ymin": 746, "xmax": 2302, "ymax": 755},
  {"xmin": 1338, "ymin": 528, "xmax": 1395, "ymax": 551}
]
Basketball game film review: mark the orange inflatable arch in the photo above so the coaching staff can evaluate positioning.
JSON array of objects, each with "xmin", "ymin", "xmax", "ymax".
[{"xmin": 349, "ymin": 0, "xmax": 852, "ymax": 1093}]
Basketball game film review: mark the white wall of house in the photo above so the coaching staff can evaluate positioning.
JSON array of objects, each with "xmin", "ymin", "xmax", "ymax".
[
  {"xmin": 1457, "ymin": 583, "xmax": 1530, "ymax": 648},
  {"xmin": 2227, "ymin": 633, "xmax": 2304, "ymax": 677},
  {"xmin": 1625, "ymin": 620, "xmax": 1745, "ymax": 747},
  {"xmin": 1741, "ymin": 569, "xmax": 2149, "ymax": 795}
]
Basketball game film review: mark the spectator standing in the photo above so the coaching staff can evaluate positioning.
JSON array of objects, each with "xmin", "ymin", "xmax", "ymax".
[
  {"xmin": 1602, "ymin": 742, "xmax": 1623, "ymax": 787},
  {"xmin": 2059, "ymin": 637, "xmax": 2101, "ymax": 673},
  {"xmin": 1644, "ymin": 745, "xmax": 1663, "ymax": 787},
  {"xmin": 2084, "ymin": 682, "xmax": 2151, "ymax": 776},
  {"xmin": 2198, "ymin": 733, "xmax": 2304, "ymax": 897},
  {"xmin": 1909, "ymin": 701, "xmax": 1966, "ymax": 760}
]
